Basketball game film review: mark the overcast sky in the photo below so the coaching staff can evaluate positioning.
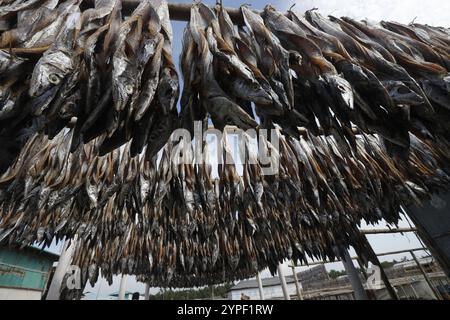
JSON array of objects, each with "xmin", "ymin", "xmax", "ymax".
[
  {"xmin": 287, "ymin": 0, "xmax": 450, "ymax": 27},
  {"xmin": 50, "ymin": 0, "xmax": 448, "ymax": 299}
]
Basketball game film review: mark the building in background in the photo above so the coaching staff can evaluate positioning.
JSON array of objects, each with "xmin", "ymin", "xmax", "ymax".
[
  {"xmin": 228, "ymin": 276, "xmax": 299, "ymax": 300},
  {"xmin": 228, "ymin": 266, "xmax": 329, "ymax": 300},
  {"xmin": 228, "ymin": 258, "xmax": 449, "ymax": 300},
  {"xmin": 0, "ymin": 245, "xmax": 59, "ymax": 300}
]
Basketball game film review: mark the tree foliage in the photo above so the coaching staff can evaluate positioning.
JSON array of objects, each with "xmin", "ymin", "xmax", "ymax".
[
  {"xmin": 149, "ymin": 283, "xmax": 233, "ymax": 300},
  {"xmin": 328, "ymin": 270, "xmax": 347, "ymax": 279}
]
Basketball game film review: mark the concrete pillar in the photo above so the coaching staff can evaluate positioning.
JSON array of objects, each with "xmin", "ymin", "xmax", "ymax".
[
  {"xmin": 144, "ymin": 283, "xmax": 150, "ymax": 300},
  {"xmin": 256, "ymin": 273, "xmax": 265, "ymax": 300},
  {"xmin": 46, "ymin": 237, "xmax": 78, "ymax": 300},
  {"xmin": 277, "ymin": 264, "xmax": 290, "ymax": 300},
  {"xmin": 118, "ymin": 274, "xmax": 128, "ymax": 300}
]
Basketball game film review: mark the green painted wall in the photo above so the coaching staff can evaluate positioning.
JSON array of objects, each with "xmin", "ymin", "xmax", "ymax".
[{"xmin": 0, "ymin": 246, "xmax": 58, "ymax": 291}]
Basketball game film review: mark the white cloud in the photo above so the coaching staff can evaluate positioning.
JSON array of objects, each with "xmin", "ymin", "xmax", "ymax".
[{"xmin": 277, "ymin": 0, "xmax": 450, "ymax": 27}]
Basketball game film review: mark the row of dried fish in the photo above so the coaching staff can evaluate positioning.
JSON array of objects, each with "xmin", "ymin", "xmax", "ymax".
[
  {"xmin": 0, "ymin": 127, "xmax": 448, "ymax": 287},
  {"xmin": 1, "ymin": 1, "xmax": 450, "ymax": 173},
  {"xmin": 0, "ymin": 0, "xmax": 178, "ymax": 175},
  {"xmin": 1, "ymin": 1, "xmax": 449, "ymax": 168},
  {"xmin": 181, "ymin": 3, "xmax": 450, "ymax": 161},
  {"xmin": 0, "ymin": 1, "xmax": 449, "ymax": 288}
]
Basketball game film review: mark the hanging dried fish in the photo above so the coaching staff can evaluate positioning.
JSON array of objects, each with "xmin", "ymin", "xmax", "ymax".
[{"xmin": 0, "ymin": 1, "xmax": 449, "ymax": 289}]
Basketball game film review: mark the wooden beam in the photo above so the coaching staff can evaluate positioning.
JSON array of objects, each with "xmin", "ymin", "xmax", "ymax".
[
  {"xmin": 82, "ymin": 0, "xmax": 264, "ymax": 25},
  {"xmin": 0, "ymin": 2, "xmax": 269, "ymax": 54},
  {"xmin": 361, "ymin": 228, "xmax": 417, "ymax": 235},
  {"xmin": 168, "ymin": 2, "xmax": 252, "ymax": 25},
  {"xmin": 289, "ymin": 247, "xmax": 428, "ymax": 267}
]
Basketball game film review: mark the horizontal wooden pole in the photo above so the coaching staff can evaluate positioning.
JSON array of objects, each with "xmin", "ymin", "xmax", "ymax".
[
  {"xmin": 361, "ymin": 228, "xmax": 418, "ymax": 235},
  {"xmin": 0, "ymin": 1, "xmax": 279, "ymax": 53},
  {"xmin": 168, "ymin": 2, "xmax": 253, "ymax": 25},
  {"xmin": 5, "ymin": 46, "xmax": 50, "ymax": 55},
  {"xmin": 290, "ymin": 247, "xmax": 428, "ymax": 267},
  {"xmin": 82, "ymin": 0, "xmax": 263, "ymax": 25}
]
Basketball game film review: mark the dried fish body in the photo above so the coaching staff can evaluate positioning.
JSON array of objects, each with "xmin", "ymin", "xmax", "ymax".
[
  {"xmin": 0, "ymin": 3, "xmax": 450, "ymax": 288},
  {"xmin": 29, "ymin": 10, "xmax": 80, "ymax": 99}
]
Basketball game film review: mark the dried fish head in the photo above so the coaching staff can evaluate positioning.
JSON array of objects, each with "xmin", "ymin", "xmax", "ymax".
[
  {"xmin": 229, "ymin": 78, "xmax": 273, "ymax": 105},
  {"xmin": 29, "ymin": 52, "xmax": 71, "ymax": 97},
  {"xmin": 29, "ymin": 11, "xmax": 80, "ymax": 97},
  {"xmin": 383, "ymin": 80, "xmax": 425, "ymax": 106},
  {"xmin": 322, "ymin": 74, "xmax": 355, "ymax": 111}
]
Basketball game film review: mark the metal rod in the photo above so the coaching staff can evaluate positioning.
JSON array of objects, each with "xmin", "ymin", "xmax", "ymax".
[
  {"xmin": 46, "ymin": 236, "xmax": 78, "ymax": 300},
  {"xmin": 277, "ymin": 264, "xmax": 291, "ymax": 300},
  {"xmin": 291, "ymin": 262, "xmax": 303, "ymax": 300},
  {"xmin": 256, "ymin": 272, "xmax": 265, "ymax": 300},
  {"xmin": 409, "ymin": 250, "xmax": 442, "ymax": 300},
  {"xmin": 340, "ymin": 250, "xmax": 368, "ymax": 300}
]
